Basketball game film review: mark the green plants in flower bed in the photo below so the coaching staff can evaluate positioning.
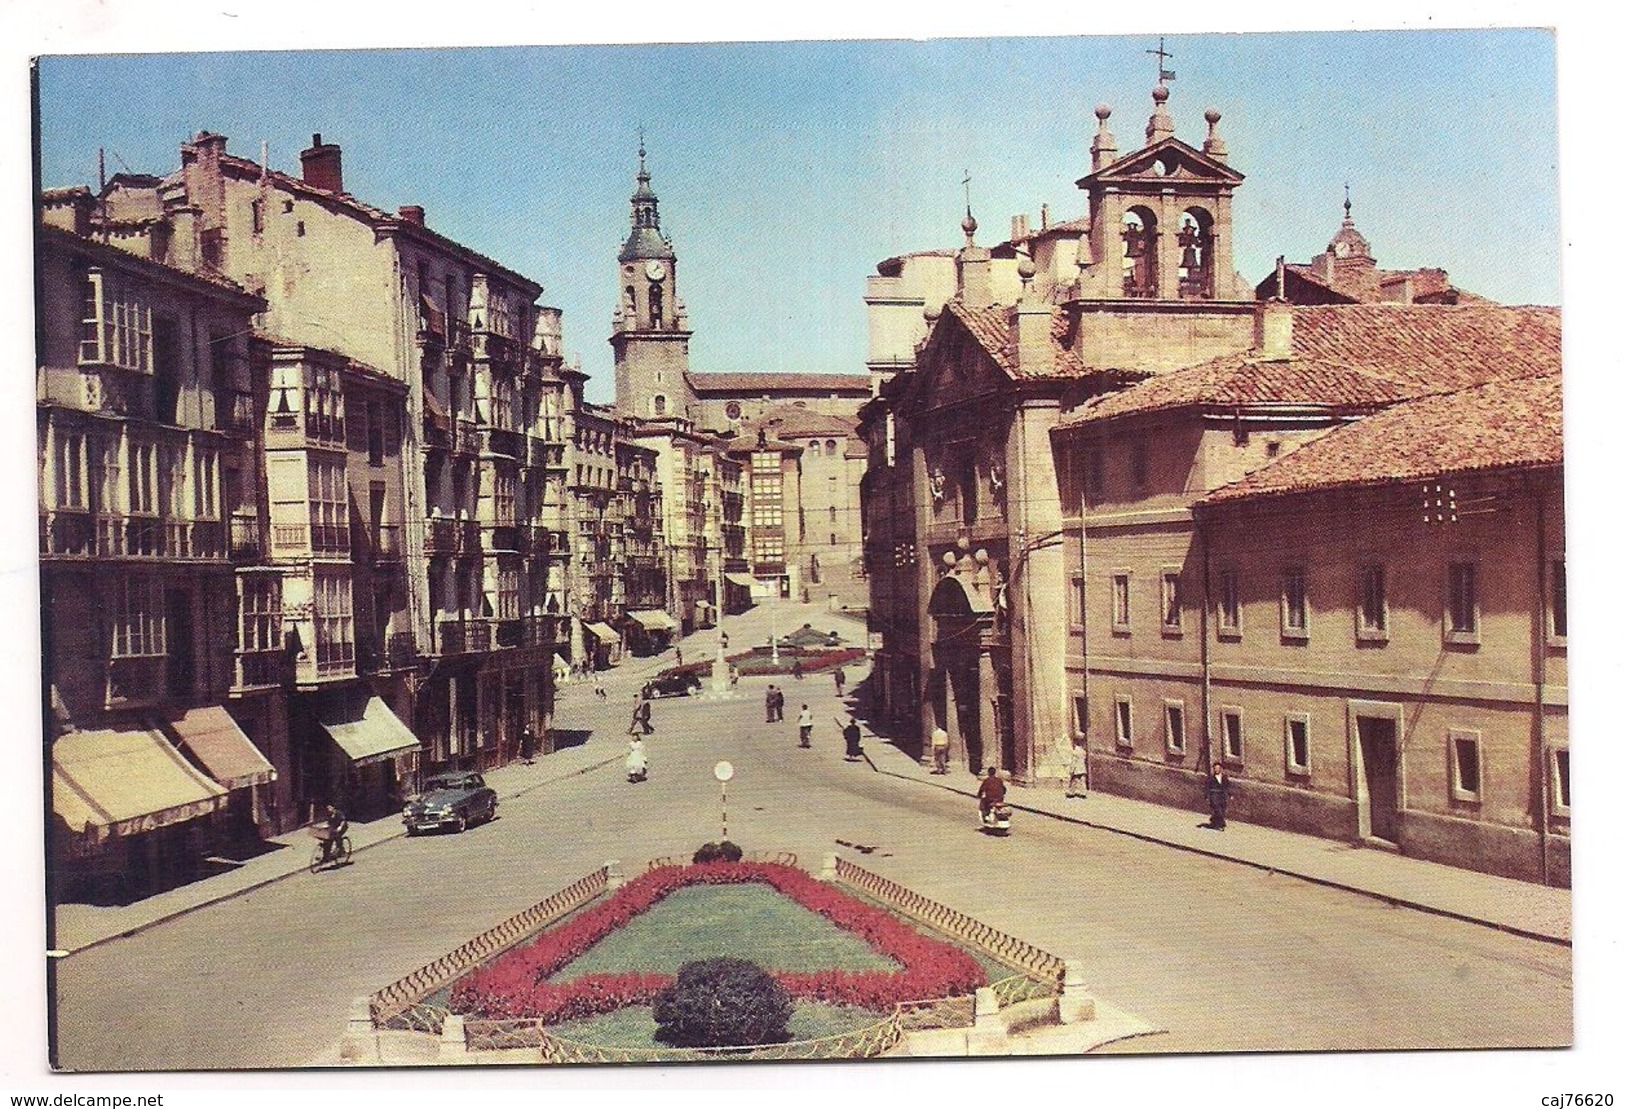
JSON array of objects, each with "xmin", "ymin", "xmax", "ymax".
[
  {"xmin": 730, "ymin": 645, "xmax": 866, "ymax": 677},
  {"xmin": 552, "ymin": 1000, "xmax": 889, "ymax": 1049},
  {"xmin": 449, "ymin": 862, "xmax": 985, "ymax": 1024},
  {"xmin": 550, "ymin": 884, "xmax": 900, "ymax": 979}
]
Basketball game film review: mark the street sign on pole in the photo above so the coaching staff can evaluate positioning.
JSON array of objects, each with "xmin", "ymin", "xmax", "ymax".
[{"xmin": 714, "ymin": 760, "xmax": 734, "ymax": 839}]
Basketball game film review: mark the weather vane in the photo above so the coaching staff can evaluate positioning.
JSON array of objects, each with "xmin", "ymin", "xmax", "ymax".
[
  {"xmin": 1147, "ymin": 37, "xmax": 1176, "ymax": 86},
  {"xmin": 962, "ymin": 168, "xmax": 972, "ymax": 216}
]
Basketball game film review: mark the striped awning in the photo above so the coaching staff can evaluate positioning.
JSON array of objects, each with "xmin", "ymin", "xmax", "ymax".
[
  {"xmin": 319, "ymin": 696, "xmax": 421, "ymax": 768},
  {"xmin": 53, "ymin": 726, "xmax": 228, "ymax": 843},
  {"xmin": 167, "ymin": 706, "xmax": 277, "ymax": 791},
  {"xmin": 628, "ymin": 609, "xmax": 679, "ymax": 632},
  {"xmin": 585, "ymin": 621, "xmax": 621, "ymax": 645}
]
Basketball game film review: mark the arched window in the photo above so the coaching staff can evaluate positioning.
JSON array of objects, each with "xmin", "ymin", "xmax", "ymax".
[
  {"xmin": 809, "ymin": 441, "xmax": 821, "ymax": 457},
  {"xmin": 825, "ymin": 439, "xmax": 837, "ymax": 455},
  {"xmin": 650, "ymin": 284, "xmax": 664, "ymax": 328},
  {"xmin": 1177, "ymin": 208, "xmax": 1215, "ymax": 300},
  {"xmin": 1122, "ymin": 207, "xmax": 1158, "ymax": 298},
  {"xmin": 653, "ymin": 394, "xmax": 667, "ymax": 417}
]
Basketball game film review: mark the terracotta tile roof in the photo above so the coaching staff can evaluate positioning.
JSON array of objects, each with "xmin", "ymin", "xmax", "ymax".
[
  {"xmin": 945, "ymin": 301, "xmax": 1018, "ymax": 374},
  {"xmin": 1202, "ymin": 371, "xmax": 1563, "ymax": 504},
  {"xmin": 943, "ymin": 299, "xmax": 1160, "ymax": 383},
  {"xmin": 689, "ymin": 371, "xmax": 871, "ymax": 394},
  {"xmin": 1288, "ymin": 304, "xmax": 1561, "ymax": 390},
  {"xmin": 1058, "ymin": 355, "xmax": 1412, "ymax": 428},
  {"xmin": 1055, "ymin": 303, "xmax": 1560, "ymax": 431}
]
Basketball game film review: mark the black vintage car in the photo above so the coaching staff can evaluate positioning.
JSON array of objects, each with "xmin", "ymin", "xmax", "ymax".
[
  {"xmin": 642, "ymin": 668, "xmax": 704, "ymax": 699},
  {"xmin": 403, "ymin": 772, "xmax": 498, "ymax": 834}
]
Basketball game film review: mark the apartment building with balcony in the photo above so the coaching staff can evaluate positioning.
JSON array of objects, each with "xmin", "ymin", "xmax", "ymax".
[
  {"xmin": 94, "ymin": 131, "xmax": 567, "ymax": 780},
  {"xmin": 37, "ymin": 216, "xmax": 282, "ymax": 898}
]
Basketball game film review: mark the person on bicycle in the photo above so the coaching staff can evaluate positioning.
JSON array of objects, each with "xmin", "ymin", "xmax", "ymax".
[{"xmin": 321, "ymin": 803, "xmax": 348, "ymax": 864}]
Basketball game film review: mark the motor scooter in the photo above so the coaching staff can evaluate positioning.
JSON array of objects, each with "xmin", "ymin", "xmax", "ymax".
[{"xmin": 980, "ymin": 801, "xmax": 1012, "ymax": 836}]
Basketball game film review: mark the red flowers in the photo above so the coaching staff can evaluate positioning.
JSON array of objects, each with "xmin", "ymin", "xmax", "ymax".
[{"xmin": 450, "ymin": 862, "xmax": 986, "ymax": 1023}]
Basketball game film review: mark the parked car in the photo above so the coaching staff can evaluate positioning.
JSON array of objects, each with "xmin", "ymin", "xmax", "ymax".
[
  {"xmin": 643, "ymin": 668, "xmax": 704, "ymax": 699},
  {"xmin": 403, "ymin": 772, "xmax": 498, "ymax": 834}
]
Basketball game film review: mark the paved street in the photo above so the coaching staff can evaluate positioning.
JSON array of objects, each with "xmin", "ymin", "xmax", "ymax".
[{"xmin": 51, "ymin": 602, "xmax": 1571, "ymax": 1072}]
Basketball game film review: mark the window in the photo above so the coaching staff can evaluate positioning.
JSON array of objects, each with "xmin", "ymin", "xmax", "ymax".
[
  {"xmin": 653, "ymin": 394, "xmax": 667, "ymax": 417},
  {"xmin": 367, "ymin": 401, "xmax": 385, "ymax": 465},
  {"xmin": 239, "ymin": 576, "xmax": 283, "ymax": 653},
  {"xmin": 1085, "ymin": 447, "xmax": 1105, "ymax": 503},
  {"xmin": 1130, "ymin": 441, "xmax": 1149, "ymax": 490},
  {"xmin": 1358, "ymin": 565, "xmax": 1388, "ymax": 641},
  {"xmin": 1217, "ymin": 569, "xmax": 1241, "ymax": 637},
  {"xmin": 1446, "ymin": 561, "xmax": 1479, "ymax": 644},
  {"xmin": 1161, "ymin": 568, "xmax": 1182, "ymax": 634},
  {"xmin": 296, "ymin": 220, "xmax": 306, "ymax": 237},
  {"xmin": 308, "ymin": 457, "xmax": 349, "ymax": 552},
  {"xmin": 497, "ymin": 566, "xmax": 521, "ymax": 620},
  {"xmin": 1281, "ymin": 567, "xmax": 1308, "ymax": 640},
  {"xmin": 825, "ymin": 439, "xmax": 837, "ymax": 455},
  {"xmin": 1449, "ymin": 728, "xmax": 1482, "ymax": 803},
  {"xmin": 1114, "ymin": 695, "xmax": 1133, "ymax": 750},
  {"xmin": 1550, "ymin": 558, "xmax": 1567, "ymax": 644},
  {"xmin": 1164, "ymin": 700, "xmax": 1186, "ymax": 755},
  {"xmin": 128, "ymin": 441, "xmax": 159, "ymax": 515},
  {"xmin": 1220, "ymin": 707, "xmax": 1244, "ymax": 764},
  {"xmin": 54, "ymin": 430, "xmax": 88, "ymax": 510},
  {"xmin": 111, "ymin": 575, "xmax": 166, "ymax": 658},
  {"xmin": 1551, "ymin": 747, "xmax": 1570, "ymax": 816},
  {"xmin": 193, "ymin": 447, "xmax": 219, "ymax": 519},
  {"xmin": 78, "ymin": 270, "xmax": 153, "ymax": 372},
  {"xmin": 1071, "ymin": 575, "xmax": 1085, "ymax": 628},
  {"xmin": 313, "ymin": 568, "xmax": 355, "ymax": 672},
  {"xmin": 250, "ymin": 198, "xmax": 264, "ymax": 234},
  {"xmin": 1284, "ymin": 714, "xmax": 1311, "ymax": 775},
  {"xmin": 1072, "ymin": 695, "xmax": 1088, "ymax": 739},
  {"xmin": 1111, "ymin": 571, "xmax": 1131, "ymax": 633},
  {"xmin": 494, "ymin": 471, "xmax": 517, "ymax": 527},
  {"xmin": 809, "ymin": 441, "xmax": 821, "ymax": 457}
]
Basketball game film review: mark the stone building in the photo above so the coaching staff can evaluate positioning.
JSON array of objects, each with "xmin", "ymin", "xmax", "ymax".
[
  {"xmin": 1051, "ymin": 302, "xmax": 1564, "ymax": 883},
  {"xmin": 608, "ymin": 145, "xmax": 870, "ymax": 608},
  {"xmin": 37, "ymin": 215, "xmax": 279, "ymax": 897},
  {"xmin": 91, "ymin": 131, "xmax": 567, "ymax": 786},
  {"xmin": 861, "ymin": 84, "xmax": 1260, "ymax": 775}
]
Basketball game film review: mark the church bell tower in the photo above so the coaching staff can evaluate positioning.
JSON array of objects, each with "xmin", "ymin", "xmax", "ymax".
[{"xmin": 611, "ymin": 141, "xmax": 694, "ymax": 421}]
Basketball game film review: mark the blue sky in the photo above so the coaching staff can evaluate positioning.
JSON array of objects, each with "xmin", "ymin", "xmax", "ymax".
[{"xmin": 35, "ymin": 31, "xmax": 1558, "ymax": 402}]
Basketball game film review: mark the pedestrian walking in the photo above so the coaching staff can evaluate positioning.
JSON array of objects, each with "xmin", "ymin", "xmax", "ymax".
[
  {"xmin": 772, "ymin": 686, "xmax": 785, "ymax": 721},
  {"xmin": 930, "ymin": 726, "xmax": 950, "ymax": 774},
  {"xmin": 1065, "ymin": 741, "xmax": 1088, "ymax": 798},
  {"xmin": 833, "ymin": 666, "xmax": 846, "ymax": 697},
  {"xmin": 675, "ymin": 646, "xmax": 683, "ymax": 667},
  {"xmin": 593, "ymin": 671, "xmax": 607, "ymax": 700},
  {"xmin": 765, "ymin": 684, "xmax": 778, "ymax": 723},
  {"xmin": 629, "ymin": 694, "xmax": 654, "ymax": 736},
  {"xmin": 792, "ymin": 659, "xmax": 804, "ymax": 681},
  {"xmin": 797, "ymin": 704, "xmax": 813, "ymax": 748},
  {"xmin": 840, "ymin": 715, "xmax": 863, "ymax": 761},
  {"xmin": 520, "ymin": 726, "xmax": 537, "ymax": 765},
  {"xmin": 1205, "ymin": 760, "xmax": 1231, "ymax": 830}
]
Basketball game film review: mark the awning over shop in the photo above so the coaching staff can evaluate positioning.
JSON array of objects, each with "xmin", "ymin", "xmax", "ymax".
[
  {"xmin": 628, "ymin": 609, "xmax": 679, "ymax": 632},
  {"xmin": 724, "ymin": 573, "xmax": 758, "ymax": 589},
  {"xmin": 53, "ymin": 726, "xmax": 228, "ymax": 843},
  {"xmin": 585, "ymin": 621, "xmax": 621, "ymax": 645},
  {"xmin": 318, "ymin": 696, "xmax": 421, "ymax": 768},
  {"xmin": 167, "ymin": 706, "xmax": 277, "ymax": 791}
]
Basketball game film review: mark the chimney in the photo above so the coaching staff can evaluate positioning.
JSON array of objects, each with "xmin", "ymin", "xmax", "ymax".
[
  {"xmin": 300, "ymin": 133, "xmax": 343, "ymax": 193},
  {"xmin": 398, "ymin": 205, "xmax": 425, "ymax": 226},
  {"xmin": 1011, "ymin": 213, "xmax": 1030, "ymax": 241},
  {"xmin": 1254, "ymin": 299, "xmax": 1294, "ymax": 360}
]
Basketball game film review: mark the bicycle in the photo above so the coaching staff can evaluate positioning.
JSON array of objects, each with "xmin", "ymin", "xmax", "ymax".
[{"xmin": 308, "ymin": 832, "xmax": 353, "ymax": 873}]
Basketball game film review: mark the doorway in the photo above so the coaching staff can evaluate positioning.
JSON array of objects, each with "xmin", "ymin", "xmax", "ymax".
[{"xmin": 1357, "ymin": 715, "xmax": 1400, "ymax": 843}]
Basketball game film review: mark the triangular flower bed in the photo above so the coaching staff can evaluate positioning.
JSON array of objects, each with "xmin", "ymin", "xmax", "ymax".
[{"xmin": 450, "ymin": 861, "xmax": 986, "ymax": 1025}]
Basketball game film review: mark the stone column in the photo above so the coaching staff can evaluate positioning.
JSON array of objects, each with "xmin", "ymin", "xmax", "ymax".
[
  {"xmin": 606, "ymin": 858, "xmax": 625, "ymax": 889},
  {"xmin": 1058, "ymin": 958, "xmax": 1096, "ymax": 1024}
]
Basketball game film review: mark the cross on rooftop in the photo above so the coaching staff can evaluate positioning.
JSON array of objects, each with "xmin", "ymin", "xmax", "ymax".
[{"xmin": 1147, "ymin": 37, "xmax": 1176, "ymax": 86}]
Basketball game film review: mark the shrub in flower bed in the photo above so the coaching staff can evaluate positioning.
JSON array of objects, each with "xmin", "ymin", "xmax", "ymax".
[
  {"xmin": 449, "ymin": 862, "xmax": 985, "ymax": 1024},
  {"xmin": 692, "ymin": 840, "xmax": 744, "ymax": 864},
  {"xmin": 652, "ymin": 958, "xmax": 793, "ymax": 1047},
  {"xmin": 730, "ymin": 645, "xmax": 867, "ymax": 678}
]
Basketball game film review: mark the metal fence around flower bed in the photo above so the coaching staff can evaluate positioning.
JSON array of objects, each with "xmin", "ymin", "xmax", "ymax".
[
  {"xmin": 530, "ymin": 1010, "xmax": 905, "ymax": 1064},
  {"xmin": 832, "ymin": 857, "xmax": 1066, "ymax": 993},
  {"xmin": 645, "ymin": 851, "xmax": 798, "ymax": 870},
  {"xmin": 370, "ymin": 864, "xmax": 611, "ymax": 1032}
]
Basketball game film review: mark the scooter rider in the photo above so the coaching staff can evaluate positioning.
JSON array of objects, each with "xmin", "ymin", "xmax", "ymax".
[{"xmin": 976, "ymin": 766, "xmax": 1007, "ymax": 819}]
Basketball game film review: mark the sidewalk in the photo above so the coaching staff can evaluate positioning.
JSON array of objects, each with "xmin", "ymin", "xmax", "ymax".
[{"xmin": 860, "ymin": 734, "xmax": 1571, "ymax": 945}]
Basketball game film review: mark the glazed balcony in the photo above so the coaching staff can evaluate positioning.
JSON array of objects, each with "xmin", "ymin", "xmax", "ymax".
[
  {"xmin": 438, "ymin": 617, "xmax": 493, "ymax": 656},
  {"xmin": 39, "ymin": 509, "xmax": 230, "ymax": 562}
]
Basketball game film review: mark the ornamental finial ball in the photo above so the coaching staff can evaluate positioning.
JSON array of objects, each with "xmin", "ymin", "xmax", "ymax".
[
  {"xmin": 1095, "ymin": 103, "xmax": 1112, "ymax": 121},
  {"xmin": 962, "ymin": 211, "xmax": 978, "ymax": 237},
  {"xmin": 1205, "ymin": 107, "xmax": 1221, "ymax": 124},
  {"xmin": 1017, "ymin": 254, "xmax": 1036, "ymax": 281},
  {"xmin": 1152, "ymin": 84, "xmax": 1169, "ymax": 104}
]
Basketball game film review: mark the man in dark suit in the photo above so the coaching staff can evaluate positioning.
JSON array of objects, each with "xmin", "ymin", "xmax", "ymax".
[{"xmin": 1206, "ymin": 760, "xmax": 1232, "ymax": 830}]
